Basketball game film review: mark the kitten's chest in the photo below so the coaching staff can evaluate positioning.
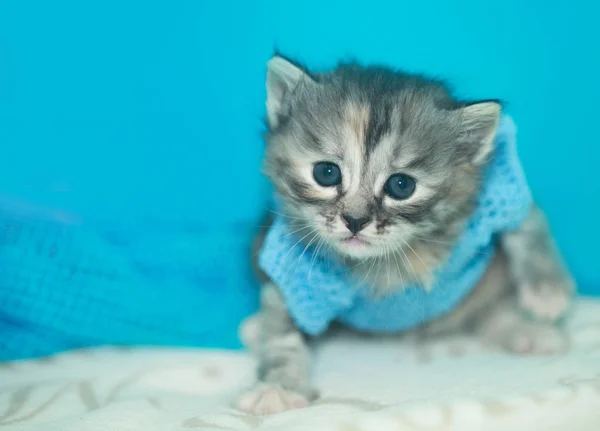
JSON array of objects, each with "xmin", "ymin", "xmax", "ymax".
[{"xmin": 348, "ymin": 246, "xmax": 439, "ymax": 295}]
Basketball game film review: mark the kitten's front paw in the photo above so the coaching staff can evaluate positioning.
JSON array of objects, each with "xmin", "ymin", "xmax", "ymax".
[
  {"xmin": 502, "ymin": 322, "xmax": 569, "ymax": 355},
  {"xmin": 519, "ymin": 280, "xmax": 574, "ymax": 322},
  {"xmin": 236, "ymin": 384, "xmax": 310, "ymax": 415}
]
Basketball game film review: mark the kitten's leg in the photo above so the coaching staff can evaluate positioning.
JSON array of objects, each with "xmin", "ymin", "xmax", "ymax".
[
  {"xmin": 236, "ymin": 282, "xmax": 316, "ymax": 415},
  {"xmin": 501, "ymin": 205, "xmax": 575, "ymax": 322},
  {"xmin": 472, "ymin": 205, "xmax": 572, "ymax": 354},
  {"xmin": 423, "ymin": 251, "xmax": 568, "ymax": 354},
  {"xmin": 476, "ymin": 296, "xmax": 569, "ymax": 354}
]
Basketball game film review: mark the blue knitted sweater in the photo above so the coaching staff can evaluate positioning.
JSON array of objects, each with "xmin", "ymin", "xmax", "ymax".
[{"xmin": 259, "ymin": 116, "xmax": 532, "ymax": 336}]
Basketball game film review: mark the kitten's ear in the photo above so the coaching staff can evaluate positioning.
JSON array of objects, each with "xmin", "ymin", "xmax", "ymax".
[
  {"xmin": 266, "ymin": 55, "xmax": 314, "ymax": 128},
  {"xmin": 457, "ymin": 101, "xmax": 501, "ymax": 164}
]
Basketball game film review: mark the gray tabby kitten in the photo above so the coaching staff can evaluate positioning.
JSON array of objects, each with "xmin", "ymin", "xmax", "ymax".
[{"xmin": 237, "ymin": 55, "xmax": 575, "ymax": 415}]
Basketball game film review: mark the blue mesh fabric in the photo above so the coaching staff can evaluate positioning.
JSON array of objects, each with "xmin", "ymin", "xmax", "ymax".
[
  {"xmin": 259, "ymin": 115, "xmax": 532, "ymax": 335},
  {"xmin": 0, "ymin": 216, "xmax": 259, "ymax": 361}
]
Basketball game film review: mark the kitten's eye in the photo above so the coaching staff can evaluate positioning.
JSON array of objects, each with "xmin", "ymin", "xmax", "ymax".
[
  {"xmin": 385, "ymin": 174, "xmax": 416, "ymax": 200},
  {"xmin": 313, "ymin": 162, "xmax": 342, "ymax": 187}
]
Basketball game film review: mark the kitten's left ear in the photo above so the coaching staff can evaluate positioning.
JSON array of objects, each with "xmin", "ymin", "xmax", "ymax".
[{"xmin": 457, "ymin": 101, "xmax": 501, "ymax": 165}]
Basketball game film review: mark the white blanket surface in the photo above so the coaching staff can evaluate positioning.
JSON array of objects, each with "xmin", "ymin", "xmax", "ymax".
[{"xmin": 1, "ymin": 299, "xmax": 600, "ymax": 431}]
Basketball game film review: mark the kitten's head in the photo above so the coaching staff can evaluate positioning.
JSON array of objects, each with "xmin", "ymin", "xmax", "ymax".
[{"xmin": 263, "ymin": 55, "xmax": 501, "ymax": 260}]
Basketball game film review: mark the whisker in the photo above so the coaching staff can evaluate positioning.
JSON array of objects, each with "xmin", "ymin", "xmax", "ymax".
[
  {"xmin": 351, "ymin": 255, "xmax": 370, "ymax": 270},
  {"xmin": 410, "ymin": 233, "xmax": 491, "ymax": 260},
  {"xmin": 283, "ymin": 224, "xmax": 312, "ymax": 238},
  {"xmin": 397, "ymin": 236, "xmax": 447, "ymax": 297},
  {"xmin": 359, "ymin": 256, "xmax": 376, "ymax": 287},
  {"xmin": 308, "ymin": 236, "xmax": 326, "ymax": 282},
  {"xmin": 385, "ymin": 244, "xmax": 391, "ymax": 290},
  {"xmin": 394, "ymin": 242, "xmax": 426, "ymax": 321},
  {"xmin": 291, "ymin": 231, "xmax": 320, "ymax": 280},
  {"xmin": 372, "ymin": 250, "xmax": 383, "ymax": 288},
  {"xmin": 395, "ymin": 240, "xmax": 421, "ymax": 286},
  {"xmin": 280, "ymin": 227, "xmax": 319, "ymax": 267},
  {"xmin": 266, "ymin": 208, "xmax": 305, "ymax": 221},
  {"xmin": 401, "ymin": 239, "xmax": 429, "ymax": 276},
  {"xmin": 410, "ymin": 235, "xmax": 454, "ymax": 245},
  {"xmin": 391, "ymin": 246, "xmax": 403, "ymax": 287}
]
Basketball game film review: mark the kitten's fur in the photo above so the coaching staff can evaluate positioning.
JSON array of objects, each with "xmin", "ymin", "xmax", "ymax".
[{"xmin": 236, "ymin": 56, "xmax": 575, "ymax": 415}]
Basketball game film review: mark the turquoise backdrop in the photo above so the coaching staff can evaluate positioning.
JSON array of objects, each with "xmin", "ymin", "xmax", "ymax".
[{"xmin": 1, "ymin": 1, "xmax": 598, "ymax": 294}]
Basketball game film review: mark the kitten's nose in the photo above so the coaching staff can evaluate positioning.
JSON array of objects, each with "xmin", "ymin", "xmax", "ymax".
[{"xmin": 342, "ymin": 214, "xmax": 372, "ymax": 235}]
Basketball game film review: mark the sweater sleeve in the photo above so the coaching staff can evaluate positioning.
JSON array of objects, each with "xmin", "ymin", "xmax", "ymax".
[
  {"xmin": 470, "ymin": 115, "xmax": 534, "ymax": 244},
  {"xmin": 258, "ymin": 216, "xmax": 355, "ymax": 336}
]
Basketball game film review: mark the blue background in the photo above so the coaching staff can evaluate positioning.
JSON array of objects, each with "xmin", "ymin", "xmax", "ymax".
[{"xmin": 0, "ymin": 0, "xmax": 598, "ymax": 294}]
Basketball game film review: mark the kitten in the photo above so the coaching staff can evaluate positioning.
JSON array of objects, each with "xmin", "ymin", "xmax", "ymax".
[{"xmin": 236, "ymin": 55, "xmax": 575, "ymax": 415}]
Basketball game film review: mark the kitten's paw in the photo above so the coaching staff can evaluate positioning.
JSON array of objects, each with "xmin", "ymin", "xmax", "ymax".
[
  {"xmin": 519, "ymin": 280, "xmax": 574, "ymax": 322},
  {"xmin": 502, "ymin": 322, "xmax": 569, "ymax": 355},
  {"xmin": 236, "ymin": 384, "xmax": 310, "ymax": 415}
]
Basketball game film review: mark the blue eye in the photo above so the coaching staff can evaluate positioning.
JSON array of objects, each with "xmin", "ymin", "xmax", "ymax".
[
  {"xmin": 313, "ymin": 162, "xmax": 342, "ymax": 187},
  {"xmin": 385, "ymin": 174, "xmax": 416, "ymax": 200}
]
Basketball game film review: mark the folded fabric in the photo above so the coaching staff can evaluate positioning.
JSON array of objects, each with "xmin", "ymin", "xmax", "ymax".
[{"xmin": 0, "ymin": 211, "xmax": 259, "ymax": 361}]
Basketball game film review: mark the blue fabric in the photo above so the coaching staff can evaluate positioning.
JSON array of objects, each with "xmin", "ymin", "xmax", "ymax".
[
  {"xmin": 0, "ymin": 215, "xmax": 259, "ymax": 361},
  {"xmin": 259, "ymin": 116, "xmax": 533, "ymax": 336}
]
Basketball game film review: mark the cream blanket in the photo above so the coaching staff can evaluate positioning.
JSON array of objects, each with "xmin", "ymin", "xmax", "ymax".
[{"xmin": 1, "ymin": 299, "xmax": 600, "ymax": 431}]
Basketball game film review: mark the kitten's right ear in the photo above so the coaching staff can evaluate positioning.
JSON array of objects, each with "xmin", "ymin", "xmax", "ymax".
[{"xmin": 266, "ymin": 55, "xmax": 314, "ymax": 129}]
